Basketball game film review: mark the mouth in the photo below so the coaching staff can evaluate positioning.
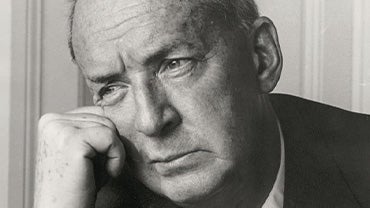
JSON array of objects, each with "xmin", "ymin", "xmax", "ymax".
[
  {"xmin": 150, "ymin": 150, "xmax": 212, "ymax": 177},
  {"xmin": 150, "ymin": 150, "xmax": 203, "ymax": 163}
]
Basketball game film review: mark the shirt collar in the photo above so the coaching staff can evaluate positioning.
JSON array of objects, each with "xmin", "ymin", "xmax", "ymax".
[{"xmin": 262, "ymin": 120, "xmax": 285, "ymax": 208}]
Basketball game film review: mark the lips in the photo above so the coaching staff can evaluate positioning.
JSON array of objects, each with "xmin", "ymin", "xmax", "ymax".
[
  {"xmin": 150, "ymin": 150, "xmax": 211, "ymax": 177},
  {"xmin": 150, "ymin": 150, "xmax": 202, "ymax": 164}
]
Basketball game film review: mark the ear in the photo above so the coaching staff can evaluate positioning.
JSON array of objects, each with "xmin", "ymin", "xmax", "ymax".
[{"xmin": 251, "ymin": 17, "xmax": 283, "ymax": 93}]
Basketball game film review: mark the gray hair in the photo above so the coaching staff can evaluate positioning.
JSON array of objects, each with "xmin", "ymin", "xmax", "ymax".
[{"xmin": 68, "ymin": 0, "xmax": 259, "ymax": 61}]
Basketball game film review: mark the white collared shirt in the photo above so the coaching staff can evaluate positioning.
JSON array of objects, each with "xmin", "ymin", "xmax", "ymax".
[{"xmin": 261, "ymin": 121, "xmax": 285, "ymax": 208}]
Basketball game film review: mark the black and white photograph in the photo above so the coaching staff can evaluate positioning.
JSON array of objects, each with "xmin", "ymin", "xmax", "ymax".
[{"xmin": 1, "ymin": 0, "xmax": 370, "ymax": 207}]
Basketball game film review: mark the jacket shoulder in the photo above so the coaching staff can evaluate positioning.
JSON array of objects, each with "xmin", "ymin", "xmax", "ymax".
[
  {"xmin": 270, "ymin": 93, "xmax": 370, "ymax": 207},
  {"xmin": 270, "ymin": 93, "xmax": 369, "ymax": 120}
]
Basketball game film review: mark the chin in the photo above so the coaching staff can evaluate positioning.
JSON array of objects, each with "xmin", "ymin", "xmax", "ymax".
[{"xmin": 146, "ymin": 159, "xmax": 235, "ymax": 206}]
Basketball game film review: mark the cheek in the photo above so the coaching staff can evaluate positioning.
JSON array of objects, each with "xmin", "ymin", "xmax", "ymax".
[
  {"xmin": 103, "ymin": 95, "xmax": 134, "ymax": 127},
  {"xmin": 166, "ymin": 67, "xmax": 245, "ymax": 155},
  {"xmin": 101, "ymin": 91, "xmax": 137, "ymax": 144}
]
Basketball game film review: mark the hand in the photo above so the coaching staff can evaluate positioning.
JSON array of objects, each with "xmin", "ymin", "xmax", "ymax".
[{"xmin": 33, "ymin": 107, "xmax": 125, "ymax": 208}]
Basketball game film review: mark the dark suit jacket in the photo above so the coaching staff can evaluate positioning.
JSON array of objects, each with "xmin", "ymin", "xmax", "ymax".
[
  {"xmin": 270, "ymin": 94, "xmax": 370, "ymax": 208},
  {"xmin": 96, "ymin": 94, "xmax": 370, "ymax": 208}
]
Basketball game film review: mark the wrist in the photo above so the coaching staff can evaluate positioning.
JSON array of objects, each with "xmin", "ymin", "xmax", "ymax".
[{"xmin": 34, "ymin": 187, "xmax": 97, "ymax": 208}]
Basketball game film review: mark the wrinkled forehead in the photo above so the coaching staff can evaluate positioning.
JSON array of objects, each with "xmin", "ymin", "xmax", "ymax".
[
  {"xmin": 71, "ymin": 0, "xmax": 231, "ymax": 70},
  {"xmin": 73, "ymin": 0, "xmax": 228, "ymax": 41},
  {"xmin": 74, "ymin": 0, "xmax": 181, "ymax": 32}
]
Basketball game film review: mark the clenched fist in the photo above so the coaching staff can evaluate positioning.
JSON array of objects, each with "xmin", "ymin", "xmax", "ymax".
[{"xmin": 34, "ymin": 107, "xmax": 126, "ymax": 208}]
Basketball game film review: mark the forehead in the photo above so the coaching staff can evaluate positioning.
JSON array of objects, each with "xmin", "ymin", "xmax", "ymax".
[
  {"xmin": 73, "ymin": 0, "xmax": 223, "ymax": 33},
  {"xmin": 74, "ymin": 0, "xmax": 192, "ymax": 36},
  {"xmin": 72, "ymin": 0, "xmax": 225, "ymax": 69}
]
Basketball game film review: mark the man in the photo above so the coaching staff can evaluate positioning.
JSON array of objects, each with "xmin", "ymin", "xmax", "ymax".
[{"xmin": 34, "ymin": 0, "xmax": 370, "ymax": 207}]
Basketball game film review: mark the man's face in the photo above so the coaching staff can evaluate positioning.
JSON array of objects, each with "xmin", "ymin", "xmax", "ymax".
[{"xmin": 73, "ymin": 0, "xmax": 265, "ymax": 204}]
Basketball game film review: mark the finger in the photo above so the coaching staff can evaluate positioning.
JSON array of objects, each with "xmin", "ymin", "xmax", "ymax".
[
  {"xmin": 39, "ymin": 106, "xmax": 104, "ymax": 126},
  {"xmin": 38, "ymin": 116, "xmax": 117, "ymax": 139},
  {"xmin": 79, "ymin": 126, "xmax": 126, "ymax": 177},
  {"xmin": 58, "ymin": 113, "xmax": 116, "ymax": 130},
  {"xmin": 105, "ymin": 140, "xmax": 126, "ymax": 177},
  {"xmin": 38, "ymin": 109, "xmax": 113, "ymax": 132},
  {"xmin": 56, "ymin": 119, "xmax": 108, "ymax": 129},
  {"xmin": 67, "ymin": 106, "xmax": 104, "ymax": 115}
]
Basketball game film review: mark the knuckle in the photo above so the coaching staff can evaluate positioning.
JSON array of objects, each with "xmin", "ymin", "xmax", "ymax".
[
  {"xmin": 38, "ymin": 120, "xmax": 74, "ymax": 145},
  {"xmin": 43, "ymin": 120, "xmax": 65, "ymax": 135},
  {"xmin": 102, "ymin": 126, "xmax": 116, "ymax": 140},
  {"xmin": 96, "ymin": 126, "xmax": 117, "ymax": 145},
  {"xmin": 38, "ymin": 113, "xmax": 59, "ymax": 129},
  {"xmin": 104, "ymin": 118, "xmax": 116, "ymax": 130},
  {"xmin": 96, "ymin": 116, "xmax": 116, "ymax": 130}
]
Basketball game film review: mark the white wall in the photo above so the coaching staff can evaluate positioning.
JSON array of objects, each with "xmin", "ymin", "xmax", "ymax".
[
  {"xmin": 259, "ymin": 0, "xmax": 303, "ymax": 97},
  {"xmin": 0, "ymin": 0, "xmax": 11, "ymax": 207},
  {"xmin": 260, "ymin": 0, "xmax": 370, "ymax": 114}
]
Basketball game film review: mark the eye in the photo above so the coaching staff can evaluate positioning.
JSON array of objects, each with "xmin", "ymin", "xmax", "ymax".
[
  {"xmin": 97, "ymin": 83, "xmax": 128, "ymax": 105},
  {"xmin": 165, "ymin": 59, "xmax": 192, "ymax": 71},
  {"xmin": 159, "ymin": 58, "xmax": 197, "ymax": 79},
  {"xmin": 100, "ymin": 85, "xmax": 121, "ymax": 97}
]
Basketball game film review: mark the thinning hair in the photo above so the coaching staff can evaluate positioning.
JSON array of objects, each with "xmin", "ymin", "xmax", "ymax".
[{"xmin": 68, "ymin": 0, "xmax": 259, "ymax": 61}]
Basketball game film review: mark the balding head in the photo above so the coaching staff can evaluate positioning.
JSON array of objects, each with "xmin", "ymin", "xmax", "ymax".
[{"xmin": 67, "ymin": 0, "xmax": 259, "ymax": 61}]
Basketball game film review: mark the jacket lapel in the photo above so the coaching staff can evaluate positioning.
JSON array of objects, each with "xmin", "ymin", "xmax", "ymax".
[{"xmin": 270, "ymin": 94, "xmax": 360, "ymax": 208}]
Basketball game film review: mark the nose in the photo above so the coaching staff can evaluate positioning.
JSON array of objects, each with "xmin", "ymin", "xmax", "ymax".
[{"xmin": 133, "ymin": 79, "xmax": 181, "ymax": 137}]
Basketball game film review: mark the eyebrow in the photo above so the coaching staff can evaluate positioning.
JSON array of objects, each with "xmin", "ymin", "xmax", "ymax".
[
  {"xmin": 87, "ymin": 41, "xmax": 202, "ymax": 84},
  {"xmin": 87, "ymin": 72, "xmax": 124, "ymax": 84},
  {"xmin": 142, "ymin": 41, "xmax": 198, "ymax": 65}
]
